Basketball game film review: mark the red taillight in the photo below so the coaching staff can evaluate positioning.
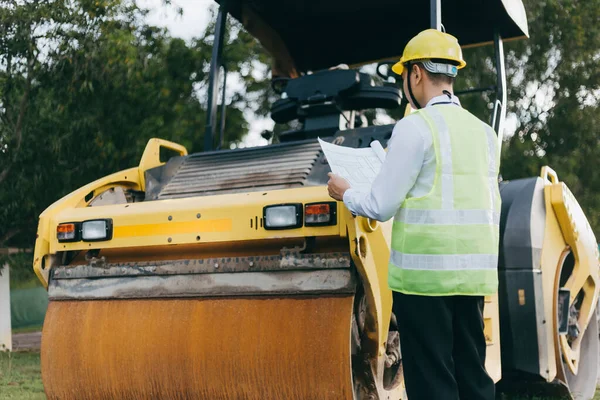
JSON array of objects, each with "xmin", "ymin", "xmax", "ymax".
[
  {"xmin": 57, "ymin": 223, "xmax": 80, "ymax": 242},
  {"xmin": 305, "ymin": 204, "xmax": 330, "ymax": 215},
  {"xmin": 304, "ymin": 202, "xmax": 336, "ymax": 226},
  {"xmin": 57, "ymin": 223, "xmax": 75, "ymax": 233}
]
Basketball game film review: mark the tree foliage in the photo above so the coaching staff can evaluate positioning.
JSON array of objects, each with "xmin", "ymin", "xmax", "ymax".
[
  {"xmin": 456, "ymin": 0, "xmax": 600, "ymax": 234},
  {"xmin": 0, "ymin": 0, "xmax": 264, "ymax": 249}
]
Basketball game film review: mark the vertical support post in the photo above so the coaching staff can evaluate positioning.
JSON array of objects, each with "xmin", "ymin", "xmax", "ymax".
[
  {"xmin": 491, "ymin": 31, "xmax": 507, "ymax": 160},
  {"xmin": 204, "ymin": 4, "xmax": 228, "ymax": 152},
  {"xmin": 0, "ymin": 264, "xmax": 12, "ymax": 352},
  {"xmin": 217, "ymin": 65, "xmax": 227, "ymax": 150},
  {"xmin": 430, "ymin": 0, "xmax": 441, "ymax": 30}
]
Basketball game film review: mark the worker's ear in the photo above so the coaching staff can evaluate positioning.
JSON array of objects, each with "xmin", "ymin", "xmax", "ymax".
[{"xmin": 412, "ymin": 64, "xmax": 422, "ymax": 85}]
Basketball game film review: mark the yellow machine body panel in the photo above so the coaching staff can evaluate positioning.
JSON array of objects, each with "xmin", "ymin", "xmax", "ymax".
[{"xmin": 33, "ymin": 138, "xmax": 186, "ymax": 287}]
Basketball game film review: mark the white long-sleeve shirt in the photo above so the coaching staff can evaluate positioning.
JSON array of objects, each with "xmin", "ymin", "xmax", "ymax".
[{"xmin": 342, "ymin": 93, "xmax": 462, "ymax": 221}]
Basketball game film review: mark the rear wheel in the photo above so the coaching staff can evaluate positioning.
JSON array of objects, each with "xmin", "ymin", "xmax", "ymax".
[
  {"xmin": 556, "ymin": 251, "xmax": 599, "ymax": 400},
  {"xmin": 562, "ymin": 304, "xmax": 599, "ymax": 399}
]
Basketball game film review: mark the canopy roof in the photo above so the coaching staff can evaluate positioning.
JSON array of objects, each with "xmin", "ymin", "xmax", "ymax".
[{"xmin": 221, "ymin": 0, "xmax": 529, "ymax": 77}]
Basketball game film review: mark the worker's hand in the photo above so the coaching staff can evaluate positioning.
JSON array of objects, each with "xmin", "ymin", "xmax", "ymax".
[{"xmin": 327, "ymin": 173, "xmax": 351, "ymax": 201}]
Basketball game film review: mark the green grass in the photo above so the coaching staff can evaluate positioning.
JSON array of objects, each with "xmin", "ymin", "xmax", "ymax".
[
  {"xmin": 0, "ymin": 351, "xmax": 45, "ymax": 399},
  {"xmin": 10, "ymin": 278, "xmax": 43, "ymax": 291},
  {"xmin": 11, "ymin": 327, "xmax": 42, "ymax": 335}
]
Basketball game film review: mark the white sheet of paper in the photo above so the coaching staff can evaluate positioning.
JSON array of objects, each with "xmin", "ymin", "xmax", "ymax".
[{"xmin": 318, "ymin": 138, "xmax": 386, "ymax": 193}]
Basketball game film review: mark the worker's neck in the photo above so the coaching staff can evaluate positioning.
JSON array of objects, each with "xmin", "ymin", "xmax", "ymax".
[{"xmin": 420, "ymin": 84, "xmax": 454, "ymax": 107}]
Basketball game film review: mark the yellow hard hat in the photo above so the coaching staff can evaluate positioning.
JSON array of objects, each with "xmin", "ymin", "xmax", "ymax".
[{"xmin": 391, "ymin": 29, "xmax": 467, "ymax": 76}]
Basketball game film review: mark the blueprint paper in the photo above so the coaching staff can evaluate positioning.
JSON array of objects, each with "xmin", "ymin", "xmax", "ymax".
[{"xmin": 318, "ymin": 138, "xmax": 386, "ymax": 193}]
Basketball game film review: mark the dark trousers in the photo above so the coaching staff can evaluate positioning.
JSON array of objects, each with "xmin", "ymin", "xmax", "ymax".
[{"xmin": 392, "ymin": 292, "xmax": 495, "ymax": 400}]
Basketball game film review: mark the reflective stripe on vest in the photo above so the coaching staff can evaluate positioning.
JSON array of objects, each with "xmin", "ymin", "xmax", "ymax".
[
  {"xmin": 395, "ymin": 208, "xmax": 500, "ymax": 225},
  {"xmin": 388, "ymin": 105, "xmax": 501, "ymax": 296},
  {"xmin": 390, "ymin": 251, "xmax": 498, "ymax": 271}
]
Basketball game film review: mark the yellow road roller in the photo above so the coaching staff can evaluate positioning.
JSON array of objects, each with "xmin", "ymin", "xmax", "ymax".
[{"xmin": 33, "ymin": 0, "xmax": 599, "ymax": 398}]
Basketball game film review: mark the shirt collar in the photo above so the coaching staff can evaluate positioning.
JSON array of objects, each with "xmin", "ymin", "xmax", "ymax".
[{"xmin": 424, "ymin": 93, "xmax": 461, "ymax": 108}]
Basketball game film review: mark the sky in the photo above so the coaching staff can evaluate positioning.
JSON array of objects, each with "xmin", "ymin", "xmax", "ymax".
[{"xmin": 142, "ymin": 0, "xmax": 214, "ymax": 41}]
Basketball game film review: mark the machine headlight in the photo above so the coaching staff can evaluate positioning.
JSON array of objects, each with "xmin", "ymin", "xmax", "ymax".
[
  {"xmin": 81, "ymin": 219, "xmax": 113, "ymax": 241},
  {"xmin": 263, "ymin": 204, "xmax": 302, "ymax": 230}
]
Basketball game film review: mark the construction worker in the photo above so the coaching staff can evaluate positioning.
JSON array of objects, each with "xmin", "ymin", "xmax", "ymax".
[{"xmin": 327, "ymin": 29, "xmax": 499, "ymax": 400}]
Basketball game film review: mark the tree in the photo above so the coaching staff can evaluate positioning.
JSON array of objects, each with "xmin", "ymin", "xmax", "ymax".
[
  {"xmin": 455, "ymin": 0, "xmax": 600, "ymax": 234},
  {"xmin": 0, "ymin": 0, "xmax": 265, "ymax": 252}
]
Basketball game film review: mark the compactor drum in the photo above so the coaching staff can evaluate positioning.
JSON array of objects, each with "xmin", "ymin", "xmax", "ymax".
[{"xmin": 33, "ymin": 1, "xmax": 599, "ymax": 399}]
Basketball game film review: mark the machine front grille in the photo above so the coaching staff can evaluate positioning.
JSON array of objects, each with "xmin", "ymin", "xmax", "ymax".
[{"xmin": 156, "ymin": 141, "xmax": 323, "ymax": 199}]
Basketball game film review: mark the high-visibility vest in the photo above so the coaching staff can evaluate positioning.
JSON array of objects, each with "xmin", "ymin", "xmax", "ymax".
[{"xmin": 388, "ymin": 105, "xmax": 501, "ymax": 296}]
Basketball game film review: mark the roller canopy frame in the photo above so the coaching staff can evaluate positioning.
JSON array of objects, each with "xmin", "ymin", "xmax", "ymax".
[
  {"xmin": 203, "ymin": 0, "xmax": 520, "ymax": 148},
  {"xmin": 216, "ymin": 0, "xmax": 529, "ymax": 76}
]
